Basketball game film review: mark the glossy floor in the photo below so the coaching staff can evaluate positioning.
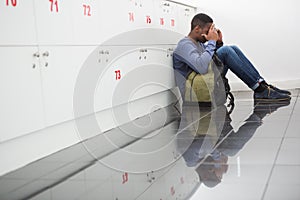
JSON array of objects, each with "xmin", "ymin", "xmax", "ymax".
[{"xmin": 0, "ymin": 89, "xmax": 299, "ymax": 200}]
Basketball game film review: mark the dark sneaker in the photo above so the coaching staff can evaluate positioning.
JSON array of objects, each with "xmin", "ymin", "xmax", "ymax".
[
  {"xmin": 265, "ymin": 84, "xmax": 291, "ymax": 95},
  {"xmin": 254, "ymin": 86, "xmax": 291, "ymax": 101}
]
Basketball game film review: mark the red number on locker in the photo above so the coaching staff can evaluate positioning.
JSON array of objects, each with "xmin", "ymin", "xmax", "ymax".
[
  {"xmin": 83, "ymin": 4, "xmax": 91, "ymax": 16},
  {"xmin": 122, "ymin": 172, "xmax": 128, "ymax": 184},
  {"xmin": 49, "ymin": 0, "xmax": 59, "ymax": 12},
  {"xmin": 180, "ymin": 177, "xmax": 184, "ymax": 184},
  {"xmin": 170, "ymin": 186, "xmax": 175, "ymax": 196},
  {"xmin": 160, "ymin": 18, "xmax": 164, "ymax": 25},
  {"xmin": 115, "ymin": 70, "xmax": 121, "ymax": 80},
  {"xmin": 171, "ymin": 19, "xmax": 175, "ymax": 27},
  {"xmin": 6, "ymin": 0, "xmax": 17, "ymax": 6},
  {"xmin": 129, "ymin": 12, "xmax": 134, "ymax": 22},
  {"xmin": 146, "ymin": 15, "xmax": 152, "ymax": 24}
]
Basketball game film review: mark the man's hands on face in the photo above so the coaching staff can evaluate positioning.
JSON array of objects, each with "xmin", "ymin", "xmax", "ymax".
[
  {"xmin": 217, "ymin": 29, "xmax": 223, "ymax": 43},
  {"xmin": 202, "ymin": 24, "xmax": 219, "ymax": 42}
]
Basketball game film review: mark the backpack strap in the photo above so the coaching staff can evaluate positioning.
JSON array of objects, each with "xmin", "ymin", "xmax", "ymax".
[
  {"xmin": 227, "ymin": 91, "xmax": 235, "ymax": 114},
  {"xmin": 213, "ymin": 53, "xmax": 235, "ymax": 114}
]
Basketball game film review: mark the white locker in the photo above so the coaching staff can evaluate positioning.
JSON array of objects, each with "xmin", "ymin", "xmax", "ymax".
[
  {"xmin": 71, "ymin": 27, "xmax": 183, "ymax": 137},
  {"xmin": 97, "ymin": 0, "xmax": 156, "ymax": 43},
  {"xmin": 33, "ymin": 0, "xmax": 74, "ymax": 45},
  {"xmin": 70, "ymin": 0, "xmax": 102, "ymax": 45},
  {"xmin": 153, "ymin": 0, "xmax": 179, "ymax": 32},
  {"xmin": 39, "ymin": 46, "xmax": 96, "ymax": 127},
  {"xmin": 0, "ymin": 47, "xmax": 45, "ymax": 142},
  {"xmin": 0, "ymin": 0, "xmax": 37, "ymax": 45},
  {"xmin": 129, "ymin": 0, "xmax": 156, "ymax": 28},
  {"xmin": 176, "ymin": 3, "xmax": 196, "ymax": 35},
  {"xmin": 94, "ymin": 47, "xmax": 175, "ymax": 113}
]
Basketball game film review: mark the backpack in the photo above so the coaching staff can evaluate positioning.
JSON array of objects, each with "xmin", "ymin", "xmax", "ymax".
[{"xmin": 184, "ymin": 53, "xmax": 234, "ymax": 113}]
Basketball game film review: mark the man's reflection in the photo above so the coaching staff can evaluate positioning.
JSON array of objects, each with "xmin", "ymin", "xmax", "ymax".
[{"xmin": 177, "ymin": 100, "xmax": 291, "ymax": 188}]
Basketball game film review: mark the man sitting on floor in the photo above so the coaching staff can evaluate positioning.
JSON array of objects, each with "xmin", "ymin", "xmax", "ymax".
[{"xmin": 173, "ymin": 13, "xmax": 291, "ymax": 102}]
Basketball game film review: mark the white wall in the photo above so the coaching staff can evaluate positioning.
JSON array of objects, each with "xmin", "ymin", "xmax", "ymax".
[{"xmin": 196, "ymin": 0, "xmax": 300, "ymax": 90}]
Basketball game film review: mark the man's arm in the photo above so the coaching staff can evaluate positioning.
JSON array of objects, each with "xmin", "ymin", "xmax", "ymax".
[{"xmin": 175, "ymin": 40, "xmax": 216, "ymax": 74}]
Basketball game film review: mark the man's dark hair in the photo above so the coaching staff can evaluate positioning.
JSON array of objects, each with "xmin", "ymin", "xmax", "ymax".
[{"xmin": 191, "ymin": 13, "xmax": 213, "ymax": 30}]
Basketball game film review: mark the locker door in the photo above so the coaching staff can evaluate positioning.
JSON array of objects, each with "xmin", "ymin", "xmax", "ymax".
[
  {"xmin": 153, "ymin": 0, "xmax": 179, "ymax": 32},
  {"xmin": 39, "ymin": 46, "xmax": 96, "ymax": 127},
  {"xmin": 97, "ymin": 0, "xmax": 155, "ymax": 43},
  {"xmin": 33, "ymin": 0, "xmax": 74, "ymax": 45},
  {"xmin": 70, "ymin": 0, "xmax": 102, "ymax": 45},
  {"xmin": 0, "ymin": 0, "xmax": 37, "ymax": 45},
  {"xmin": 129, "ymin": 0, "xmax": 156, "ymax": 28},
  {"xmin": 0, "ymin": 47, "xmax": 45, "ymax": 142},
  {"xmin": 96, "ymin": 0, "xmax": 135, "ymax": 42},
  {"xmin": 94, "ymin": 47, "xmax": 175, "ymax": 112},
  {"xmin": 177, "ymin": 4, "xmax": 196, "ymax": 35}
]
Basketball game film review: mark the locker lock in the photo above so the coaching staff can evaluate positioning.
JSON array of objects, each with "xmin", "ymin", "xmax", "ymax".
[
  {"xmin": 167, "ymin": 48, "xmax": 174, "ymax": 57},
  {"xmin": 42, "ymin": 51, "xmax": 49, "ymax": 67},
  {"xmin": 42, "ymin": 51, "xmax": 49, "ymax": 57},
  {"xmin": 147, "ymin": 171, "xmax": 155, "ymax": 182},
  {"xmin": 98, "ymin": 50, "xmax": 110, "ymax": 63},
  {"xmin": 139, "ymin": 49, "xmax": 147, "ymax": 60},
  {"xmin": 32, "ymin": 52, "xmax": 40, "ymax": 69},
  {"xmin": 99, "ymin": 50, "xmax": 109, "ymax": 55},
  {"xmin": 33, "ymin": 52, "xmax": 40, "ymax": 58}
]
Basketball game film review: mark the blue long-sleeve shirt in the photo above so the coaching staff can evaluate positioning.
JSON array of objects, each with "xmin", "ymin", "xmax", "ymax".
[{"xmin": 173, "ymin": 37, "xmax": 216, "ymax": 98}]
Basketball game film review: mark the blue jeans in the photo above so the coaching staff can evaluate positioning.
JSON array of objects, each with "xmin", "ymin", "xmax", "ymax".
[{"xmin": 216, "ymin": 45, "xmax": 264, "ymax": 90}]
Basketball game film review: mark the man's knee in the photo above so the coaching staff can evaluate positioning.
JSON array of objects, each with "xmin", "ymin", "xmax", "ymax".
[
  {"xmin": 216, "ymin": 46, "xmax": 233, "ymax": 57},
  {"xmin": 230, "ymin": 45, "xmax": 240, "ymax": 51}
]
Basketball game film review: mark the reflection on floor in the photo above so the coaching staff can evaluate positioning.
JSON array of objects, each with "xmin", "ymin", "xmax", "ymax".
[{"xmin": 0, "ymin": 89, "xmax": 299, "ymax": 200}]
